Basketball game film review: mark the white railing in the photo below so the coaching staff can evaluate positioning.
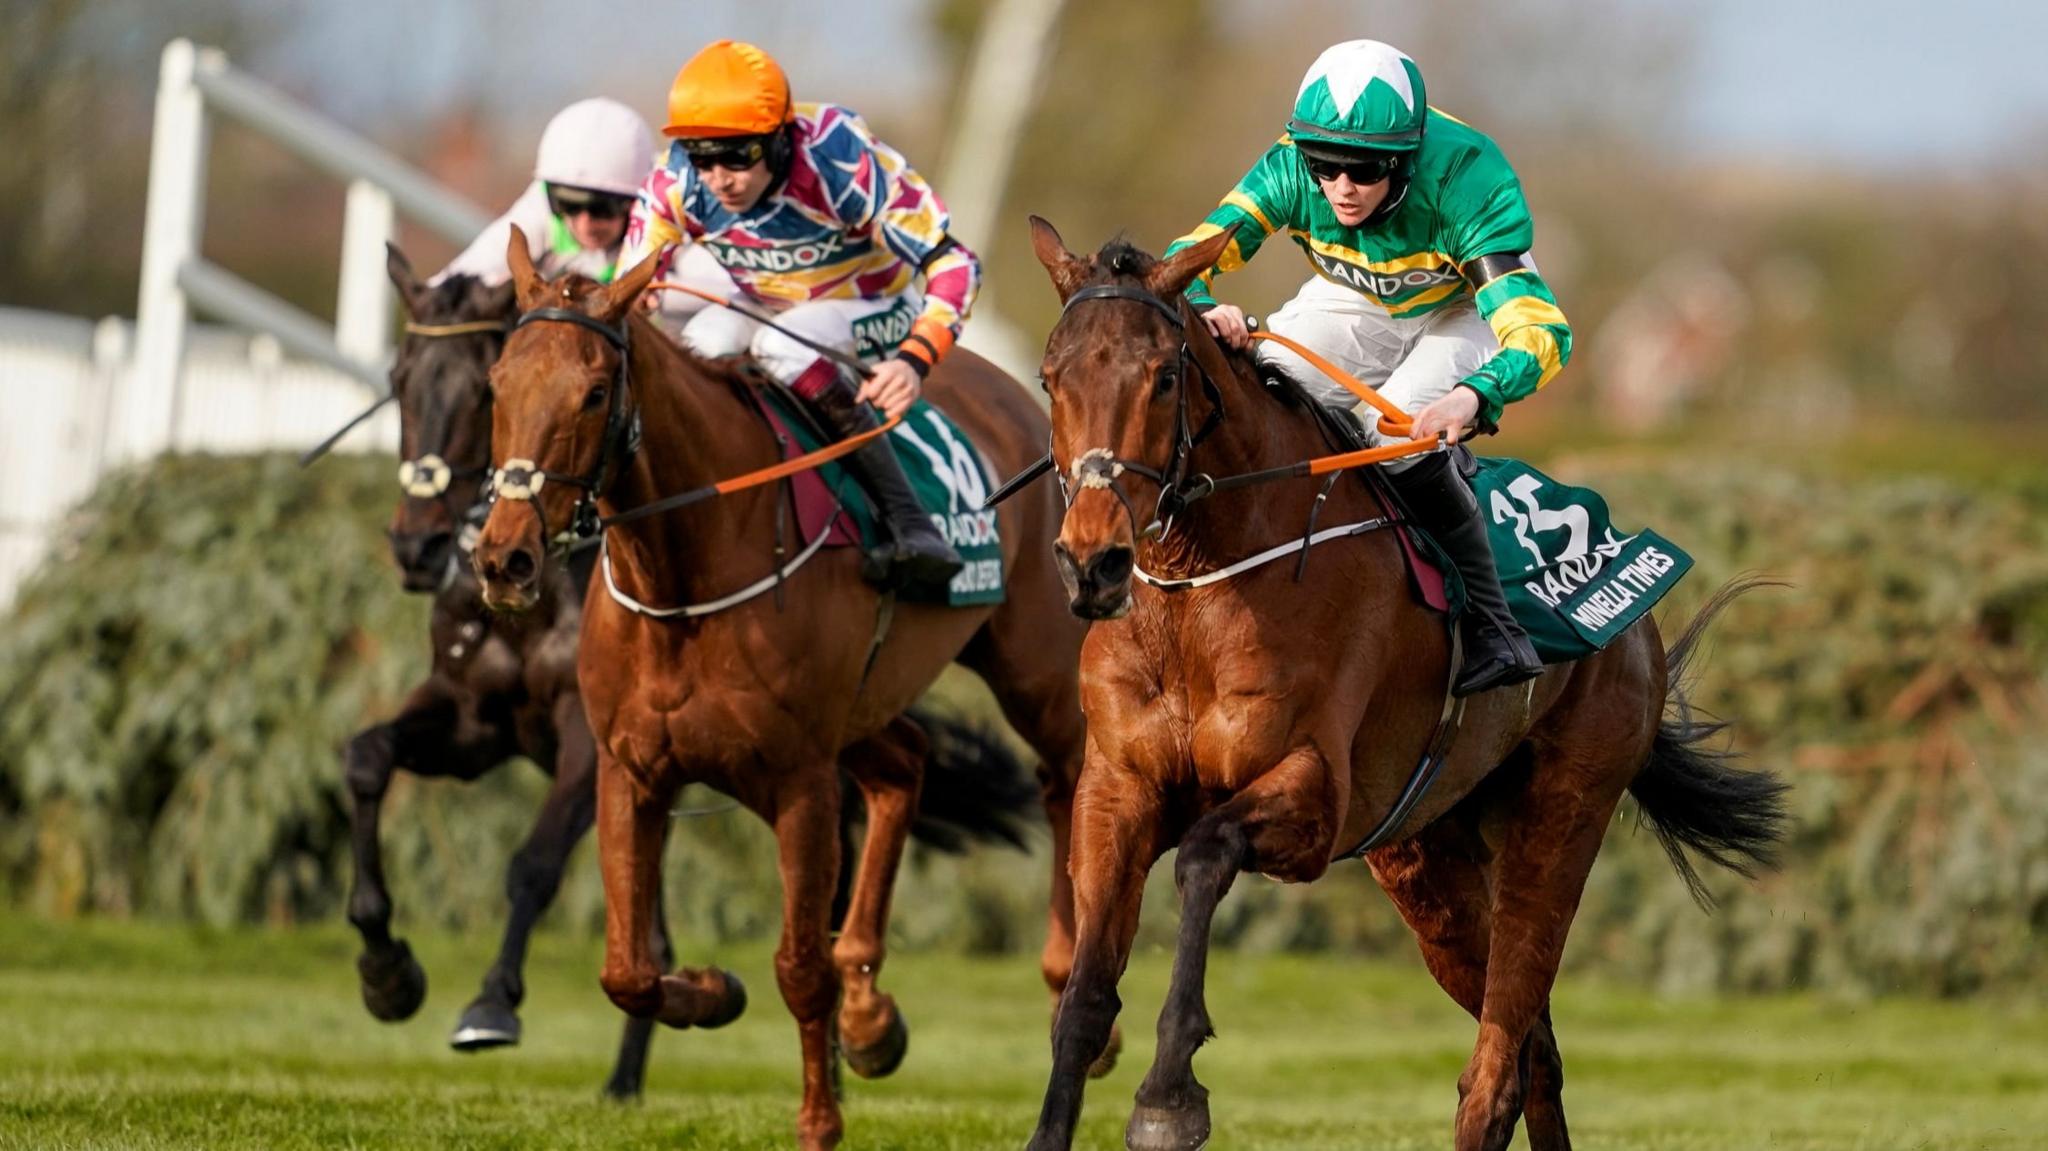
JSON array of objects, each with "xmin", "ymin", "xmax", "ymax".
[
  {"xmin": 123, "ymin": 38, "xmax": 491, "ymax": 466},
  {"xmin": 0, "ymin": 309, "xmax": 399, "ymax": 606},
  {"xmin": 0, "ymin": 39, "xmax": 496, "ymax": 607}
]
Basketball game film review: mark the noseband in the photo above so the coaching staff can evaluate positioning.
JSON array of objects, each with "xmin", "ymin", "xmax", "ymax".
[
  {"xmin": 1050, "ymin": 283, "xmax": 1227, "ymax": 540},
  {"xmin": 489, "ymin": 306, "xmax": 642, "ymax": 547}
]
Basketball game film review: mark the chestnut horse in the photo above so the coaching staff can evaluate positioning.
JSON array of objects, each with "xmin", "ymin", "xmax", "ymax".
[
  {"xmin": 1018, "ymin": 219, "xmax": 1787, "ymax": 1151},
  {"xmin": 343, "ymin": 251, "xmax": 672, "ymax": 1096},
  {"xmin": 471, "ymin": 231, "xmax": 1095, "ymax": 1149}
]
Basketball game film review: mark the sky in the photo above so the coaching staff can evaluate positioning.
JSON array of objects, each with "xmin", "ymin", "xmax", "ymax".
[{"xmin": 252, "ymin": 0, "xmax": 2041, "ymax": 170}]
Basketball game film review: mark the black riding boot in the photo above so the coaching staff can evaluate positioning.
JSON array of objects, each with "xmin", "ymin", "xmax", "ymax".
[
  {"xmin": 806, "ymin": 370, "xmax": 963, "ymax": 594},
  {"xmin": 1387, "ymin": 451, "xmax": 1543, "ymax": 697}
]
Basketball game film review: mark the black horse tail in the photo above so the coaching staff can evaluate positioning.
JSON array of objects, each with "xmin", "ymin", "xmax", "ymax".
[
  {"xmin": 902, "ymin": 705, "xmax": 1041, "ymax": 853},
  {"xmin": 1628, "ymin": 575, "xmax": 1790, "ymax": 910}
]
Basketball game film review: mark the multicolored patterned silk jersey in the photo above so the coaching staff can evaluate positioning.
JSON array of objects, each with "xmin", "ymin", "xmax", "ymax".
[
  {"xmin": 624, "ymin": 102, "xmax": 981, "ymax": 370},
  {"xmin": 1165, "ymin": 109, "xmax": 1572, "ymax": 422}
]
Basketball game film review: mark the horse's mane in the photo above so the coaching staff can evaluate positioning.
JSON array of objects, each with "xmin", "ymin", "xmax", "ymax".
[
  {"xmin": 1081, "ymin": 237, "xmax": 1316, "ymax": 419},
  {"xmin": 537, "ymin": 272, "xmax": 764, "ymax": 394}
]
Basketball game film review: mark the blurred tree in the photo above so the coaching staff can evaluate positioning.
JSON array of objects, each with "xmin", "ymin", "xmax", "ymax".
[{"xmin": 0, "ymin": 0, "xmax": 261, "ymax": 316}]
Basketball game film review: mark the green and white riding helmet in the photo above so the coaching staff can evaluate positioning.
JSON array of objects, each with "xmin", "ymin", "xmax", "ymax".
[{"xmin": 1288, "ymin": 40, "xmax": 1427, "ymax": 221}]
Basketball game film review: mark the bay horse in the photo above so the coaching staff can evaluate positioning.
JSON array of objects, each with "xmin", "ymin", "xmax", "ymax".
[
  {"xmin": 1018, "ymin": 219, "xmax": 1787, "ymax": 1151},
  {"xmin": 470, "ymin": 228, "xmax": 1097, "ymax": 1149},
  {"xmin": 343, "ymin": 249, "xmax": 671, "ymax": 1097}
]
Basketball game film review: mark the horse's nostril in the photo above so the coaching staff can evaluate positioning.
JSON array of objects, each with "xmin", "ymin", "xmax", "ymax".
[
  {"xmin": 1093, "ymin": 547, "xmax": 1134, "ymax": 587},
  {"xmin": 502, "ymin": 548, "xmax": 537, "ymax": 584}
]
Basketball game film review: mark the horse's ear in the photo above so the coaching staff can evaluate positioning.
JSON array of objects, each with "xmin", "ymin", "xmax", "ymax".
[
  {"xmin": 594, "ymin": 244, "xmax": 668, "ymax": 325},
  {"xmin": 1029, "ymin": 215, "xmax": 1088, "ymax": 300},
  {"xmin": 506, "ymin": 224, "xmax": 547, "ymax": 311},
  {"xmin": 386, "ymin": 243, "xmax": 428, "ymax": 318},
  {"xmin": 1144, "ymin": 224, "xmax": 1238, "ymax": 299}
]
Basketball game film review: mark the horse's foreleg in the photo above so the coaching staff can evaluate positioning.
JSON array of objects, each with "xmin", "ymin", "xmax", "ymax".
[
  {"xmin": 1127, "ymin": 746, "xmax": 1336, "ymax": 1151},
  {"xmin": 1454, "ymin": 748, "xmax": 1624, "ymax": 1151},
  {"xmin": 771, "ymin": 770, "xmax": 847, "ymax": 1151},
  {"xmin": 605, "ymin": 848, "xmax": 675, "ymax": 1101},
  {"xmin": 1027, "ymin": 758, "xmax": 1162, "ymax": 1151},
  {"xmin": 596, "ymin": 754, "xmax": 745, "ymax": 1031},
  {"xmin": 831, "ymin": 722, "xmax": 922, "ymax": 1082},
  {"xmin": 455, "ymin": 702, "xmax": 599, "ymax": 1051},
  {"xmin": 345, "ymin": 687, "xmax": 462, "ymax": 1023}
]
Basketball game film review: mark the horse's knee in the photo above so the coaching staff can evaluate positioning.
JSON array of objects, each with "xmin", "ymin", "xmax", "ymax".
[
  {"xmin": 505, "ymin": 843, "xmax": 566, "ymax": 908},
  {"xmin": 344, "ymin": 728, "xmax": 395, "ymax": 800},
  {"xmin": 601, "ymin": 960, "xmax": 662, "ymax": 1018},
  {"xmin": 1172, "ymin": 822, "xmax": 1246, "ymax": 897},
  {"xmin": 1040, "ymin": 943, "xmax": 1074, "ymax": 995},
  {"xmin": 775, "ymin": 945, "xmax": 838, "ymax": 1020}
]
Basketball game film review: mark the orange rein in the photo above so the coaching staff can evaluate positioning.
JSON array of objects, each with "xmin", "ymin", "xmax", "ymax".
[
  {"xmin": 643, "ymin": 281, "xmax": 903, "ymax": 502},
  {"xmin": 1245, "ymin": 330, "xmax": 1444, "ymax": 470}
]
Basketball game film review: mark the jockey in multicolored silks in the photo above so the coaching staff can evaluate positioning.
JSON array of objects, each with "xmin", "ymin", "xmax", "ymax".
[
  {"xmin": 620, "ymin": 39, "xmax": 976, "ymax": 593},
  {"xmin": 1166, "ymin": 39, "xmax": 1565, "ymax": 696},
  {"xmin": 436, "ymin": 97, "xmax": 730, "ymax": 296}
]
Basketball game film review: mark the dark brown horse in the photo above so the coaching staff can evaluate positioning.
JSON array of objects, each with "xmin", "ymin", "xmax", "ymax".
[
  {"xmin": 1018, "ymin": 219, "xmax": 1787, "ymax": 1151},
  {"xmin": 470, "ymin": 229, "xmax": 1098, "ymax": 1149},
  {"xmin": 343, "ymin": 249, "xmax": 672, "ymax": 1097}
]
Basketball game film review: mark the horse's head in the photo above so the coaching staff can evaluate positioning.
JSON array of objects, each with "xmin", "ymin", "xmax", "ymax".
[
  {"xmin": 472, "ymin": 224, "xmax": 664, "ymax": 612},
  {"xmin": 1028, "ymin": 216, "xmax": 1239, "ymax": 619},
  {"xmin": 384, "ymin": 246, "xmax": 515, "ymax": 592}
]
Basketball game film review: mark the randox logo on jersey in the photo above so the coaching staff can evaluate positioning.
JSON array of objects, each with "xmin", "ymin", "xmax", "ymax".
[
  {"xmin": 1305, "ymin": 246, "xmax": 1461, "ymax": 300},
  {"xmin": 851, "ymin": 303, "xmax": 915, "ymax": 359},
  {"xmin": 706, "ymin": 233, "xmax": 850, "ymax": 273}
]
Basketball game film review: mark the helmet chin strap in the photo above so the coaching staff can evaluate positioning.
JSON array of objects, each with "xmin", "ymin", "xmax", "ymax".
[{"xmin": 1360, "ymin": 174, "xmax": 1413, "ymax": 228}]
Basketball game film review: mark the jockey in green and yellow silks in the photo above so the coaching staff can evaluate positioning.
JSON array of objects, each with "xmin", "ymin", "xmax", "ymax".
[{"xmin": 1166, "ymin": 40, "xmax": 1564, "ymax": 696}]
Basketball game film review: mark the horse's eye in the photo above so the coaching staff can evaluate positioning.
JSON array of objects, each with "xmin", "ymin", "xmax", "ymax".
[
  {"xmin": 583, "ymin": 385, "xmax": 608, "ymax": 410},
  {"xmin": 1154, "ymin": 365, "xmax": 1179, "ymax": 395}
]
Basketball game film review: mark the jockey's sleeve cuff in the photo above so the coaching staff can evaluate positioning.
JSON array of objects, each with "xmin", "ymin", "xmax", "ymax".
[
  {"xmin": 891, "ymin": 348, "xmax": 933, "ymax": 380},
  {"xmin": 897, "ymin": 319, "xmax": 953, "ymax": 369},
  {"xmin": 1458, "ymin": 379, "xmax": 1506, "ymax": 428}
]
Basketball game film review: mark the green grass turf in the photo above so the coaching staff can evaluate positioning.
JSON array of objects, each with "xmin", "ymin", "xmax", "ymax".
[{"xmin": 1, "ymin": 915, "xmax": 2044, "ymax": 1149}]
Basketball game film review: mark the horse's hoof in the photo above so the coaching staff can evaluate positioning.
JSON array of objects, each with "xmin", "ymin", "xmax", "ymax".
[
  {"xmin": 697, "ymin": 968, "xmax": 747, "ymax": 1029},
  {"xmin": 842, "ymin": 1002, "xmax": 909, "ymax": 1081},
  {"xmin": 357, "ymin": 941, "xmax": 427, "ymax": 1022},
  {"xmin": 1125, "ymin": 1101, "xmax": 1211, "ymax": 1151},
  {"xmin": 602, "ymin": 1075, "xmax": 645, "ymax": 1103},
  {"xmin": 1089, "ymin": 1022, "xmax": 1124, "ymax": 1079},
  {"xmin": 449, "ymin": 997, "xmax": 521, "ymax": 1051}
]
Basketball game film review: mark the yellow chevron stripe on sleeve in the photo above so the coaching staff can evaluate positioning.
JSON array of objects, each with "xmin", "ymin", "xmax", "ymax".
[
  {"xmin": 1489, "ymin": 294, "xmax": 1569, "ymax": 332},
  {"xmin": 1503, "ymin": 324, "xmax": 1564, "ymax": 385},
  {"xmin": 1220, "ymin": 191, "xmax": 1275, "ymax": 235}
]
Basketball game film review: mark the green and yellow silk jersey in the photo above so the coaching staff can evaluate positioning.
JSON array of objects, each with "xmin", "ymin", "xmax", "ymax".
[{"xmin": 1166, "ymin": 109, "xmax": 1572, "ymax": 422}]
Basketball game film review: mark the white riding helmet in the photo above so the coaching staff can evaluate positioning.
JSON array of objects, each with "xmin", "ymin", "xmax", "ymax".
[{"xmin": 534, "ymin": 98, "xmax": 654, "ymax": 197}]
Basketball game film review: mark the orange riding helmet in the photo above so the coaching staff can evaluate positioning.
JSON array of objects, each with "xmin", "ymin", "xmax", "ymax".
[{"xmin": 664, "ymin": 40, "xmax": 795, "ymax": 139}]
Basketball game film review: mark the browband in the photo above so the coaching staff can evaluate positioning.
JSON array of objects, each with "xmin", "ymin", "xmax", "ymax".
[
  {"xmin": 1060, "ymin": 284, "xmax": 1185, "ymax": 328},
  {"xmin": 514, "ymin": 307, "xmax": 628, "ymax": 349}
]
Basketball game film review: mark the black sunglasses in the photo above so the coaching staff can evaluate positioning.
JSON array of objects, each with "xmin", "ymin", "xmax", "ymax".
[
  {"xmin": 547, "ymin": 188, "xmax": 634, "ymax": 221},
  {"xmin": 1302, "ymin": 151, "xmax": 1403, "ymax": 186},
  {"xmin": 680, "ymin": 135, "xmax": 769, "ymax": 172}
]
